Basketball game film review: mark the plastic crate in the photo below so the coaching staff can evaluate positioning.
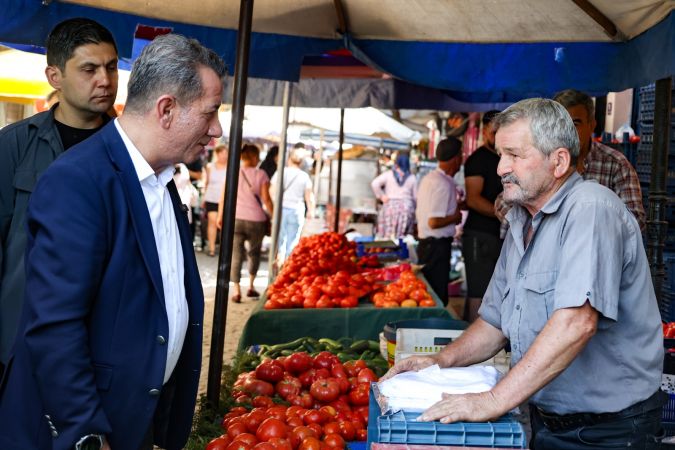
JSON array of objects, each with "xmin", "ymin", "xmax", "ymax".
[
  {"xmin": 367, "ymin": 385, "xmax": 526, "ymax": 448},
  {"xmin": 667, "ymin": 254, "xmax": 675, "ymax": 293},
  {"xmin": 357, "ymin": 238, "xmax": 409, "ymax": 261}
]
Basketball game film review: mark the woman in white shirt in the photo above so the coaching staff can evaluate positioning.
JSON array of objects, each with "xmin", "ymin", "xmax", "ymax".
[
  {"xmin": 371, "ymin": 154, "xmax": 417, "ymax": 239},
  {"xmin": 271, "ymin": 147, "xmax": 315, "ymax": 264}
]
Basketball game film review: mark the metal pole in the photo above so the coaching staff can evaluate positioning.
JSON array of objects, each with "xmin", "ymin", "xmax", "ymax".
[
  {"xmin": 334, "ymin": 108, "xmax": 345, "ymax": 232},
  {"xmin": 207, "ymin": 0, "xmax": 254, "ymax": 407},
  {"xmin": 312, "ymin": 130, "xmax": 324, "ymax": 206},
  {"xmin": 646, "ymin": 77, "xmax": 672, "ymax": 319},
  {"xmin": 269, "ymin": 82, "xmax": 292, "ymax": 281}
]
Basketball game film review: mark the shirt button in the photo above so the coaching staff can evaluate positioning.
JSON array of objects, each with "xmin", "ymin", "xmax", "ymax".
[
  {"xmin": 51, "ymin": 430, "xmax": 58, "ymax": 437},
  {"xmin": 149, "ymin": 388, "xmax": 161, "ymax": 396},
  {"xmin": 157, "ymin": 335, "xmax": 166, "ymax": 345},
  {"xmin": 517, "ymin": 272, "xmax": 524, "ymax": 279},
  {"xmin": 515, "ymin": 305, "xmax": 520, "ymax": 310}
]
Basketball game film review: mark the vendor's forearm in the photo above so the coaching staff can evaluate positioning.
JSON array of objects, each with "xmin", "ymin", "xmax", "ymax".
[
  {"xmin": 437, "ymin": 318, "xmax": 507, "ymax": 368},
  {"xmin": 490, "ymin": 302, "xmax": 598, "ymax": 412},
  {"xmin": 428, "ymin": 210, "xmax": 461, "ymax": 229}
]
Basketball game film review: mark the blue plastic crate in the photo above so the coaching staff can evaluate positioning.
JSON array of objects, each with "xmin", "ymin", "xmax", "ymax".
[
  {"xmin": 667, "ymin": 254, "xmax": 675, "ymax": 293},
  {"xmin": 357, "ymin": 238, "xmax": 409, "ymax": 261},
  {"xmin": 367, "ymin": 385, "xmax": 526, "ymax": 448},
  {"xmin": 664, "ymin": 393, "xmax": 675, "ymax": 422}
]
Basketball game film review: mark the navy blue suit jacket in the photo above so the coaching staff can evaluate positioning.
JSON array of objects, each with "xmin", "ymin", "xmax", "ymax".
[{"xmin": 0, "ymin": 122, "xmax": 204, "ymax": 450}]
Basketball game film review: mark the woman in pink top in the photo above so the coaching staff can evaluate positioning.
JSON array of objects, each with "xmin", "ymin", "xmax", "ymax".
[
  {"xmin": 218, "ymin": 144, "xmax": 273, "ymax": 303},
  {"xmin": 371, "ymin": 154, "xmax": 417, "ymax": 238}
]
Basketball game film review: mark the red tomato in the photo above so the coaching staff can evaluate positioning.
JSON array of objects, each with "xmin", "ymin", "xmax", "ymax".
[
  {"xmin": 256, "ymin": 361, "xmax": 285, "ymax": 383},
  {"xmin": 356, "ymin": 368, "xmax": 377, "ymax": 384},
  {"xmin": 253, "ymin": 442, "xmax": 277, "ymax": 450},
  {"xmin": 227, "ymin": 441, "xmax": 253, "ymax": 450},
  {"xmin": 342, "ymin": 360, "xmax": 367, "ymax": 378},
  {"xmin": 310, "ymin": 379, "xmax": 340, "ymax": 403},
  {"xmin": 285, "ymin": 352, "xmax": 313, "ymax": 374},
  {"xmin": 256, "ymin": 418, "xmax": 288, "ymax": 442},
  {"xmin": 322, "ymin": 421, "xmax": 341, "ymax": 436},
  {"xmin": 207, "ymin": 436, "xmax": 232, "ymax": 450},
  {"xmin": 306, "ymin": 422, "xmax": 323, "ymax": 439},
  {"xmin": 302, "ymin": 409, "xmax": 326, "ymax": 426},
  {"xmin": 233, "ymin": 433, "xmax": 259, "ymax": 447},
  {"xmin": 268, "ymin": 437, "xmax": 293, "ymax": 450},
  {"xmin": 299, "ymin": 437, "xmax": 322, "ymax": 450},
  {"xmin": 276, "ymin": 379, "xmax": 301, "ymax": 399},
  {"xmin": 319, "ymin": 405, "xmax": 337, "ymax": 418},
  {"xmin": 287, "ymin": 391, "xmax": 314, "ymax": 409},
  {"xmin": 244, "ymin": 410, "xmax": 268, "ymax": 434},
  {"xmin": 227, "ymin": 422, "xmax": 250, "ymax": 440},
  {"xmin": 355, "ymin": 429, "xmax": 368, "ymax": 441},
  {"xmin": 289, "ymin": 426, "xmax": 318, "ymax": 448},
  {"xmin": 286, "ymin": 416, "xmax": 304, "ymax": 428},
  {"xmin": 337, "ymin": 421, "xmax": 356, "ymax": 441},
  {"xmin": 244, "ymin": 379, "xmax": 275, "ymax": 397},
  {"xmin": 252, "ymin": 395, "xmax": 275, "ymax": 409},
  {"xmin": 313, "ymin": 352, "xmax": 337, "ymax": 370},
  {"xmin": 315, "ymin": 298, "xmax": 333, "ymax": 309},
  {"xmin": 353, "ymin": 406, "xmax": 369, "ymax": 424},
  {"xmin": 347, "ymin": 384, "xmax": 370, "ymax": 406},
  {"xmin": 286, "ymin": 406, "xmax": 306, "ymax": 418},
  {"xmin": 322, "ymin": 433, "xmax": 345, "ymax": 449},
  {"xmin": 267, "ymin": 406, "xmax": 289, "ymax": 421}
]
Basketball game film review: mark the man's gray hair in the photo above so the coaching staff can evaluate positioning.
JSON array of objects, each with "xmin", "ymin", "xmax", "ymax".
[
  {"xmin": 125, "ymin": 34, "xmax": 226, "ymax": 114},
  {"xmin": 492, "ymin": 98, "xmax": 580, "ymax": 163}
]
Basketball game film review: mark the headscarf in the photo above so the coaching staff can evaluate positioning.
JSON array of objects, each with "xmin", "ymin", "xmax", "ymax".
[{"xmin": 393, "ymin": 154, "xmax": 411, "ymax": 186}]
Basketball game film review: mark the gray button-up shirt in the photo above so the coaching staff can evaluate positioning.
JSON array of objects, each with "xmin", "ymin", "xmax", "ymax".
[{"xmin": 479, "ymin": 172, "xmax": 663, "ymax": 415}]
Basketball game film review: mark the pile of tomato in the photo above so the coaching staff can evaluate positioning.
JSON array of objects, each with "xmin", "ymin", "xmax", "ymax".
[
  {"xmin": 370, "ymin": 269, "xmax": 435, "ymax": 308},
  {"xmin": 206, "ymin": 351, "xmax": 376, "ymax": 450},
  {"xmin": 265, "ymin": 232, "xmax": 379, "ymax": 310}
]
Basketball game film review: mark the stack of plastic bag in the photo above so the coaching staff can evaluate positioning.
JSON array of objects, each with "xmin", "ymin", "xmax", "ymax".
[{"xmin": 377, "ymin": 364, "xmax": 501, "ymax": 413}]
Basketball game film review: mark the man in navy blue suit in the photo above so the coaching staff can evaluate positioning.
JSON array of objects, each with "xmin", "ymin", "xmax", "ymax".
[{"xmin": 0, "ymin": 34, "xmax": 225, "ymax": 450}]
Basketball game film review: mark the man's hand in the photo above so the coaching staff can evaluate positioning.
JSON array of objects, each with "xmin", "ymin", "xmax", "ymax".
[
  {"xmin": 418, "ymin": 391, "xmax": 504, "ymax": 424},
  {"xmin": 103, "ymin": 439, "xmax": 112, "ymax": 450},
  {"xmin": 379, "ymin": 354, "xmax": 438, "ymax": 382}
]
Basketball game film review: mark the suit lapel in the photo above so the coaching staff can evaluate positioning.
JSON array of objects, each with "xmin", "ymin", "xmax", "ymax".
[{"xmin": 101, "ymin": 123, "xmax": 165, "ymax": 304}]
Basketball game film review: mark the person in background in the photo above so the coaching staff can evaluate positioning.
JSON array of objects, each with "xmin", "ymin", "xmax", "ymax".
[
  {"xmin": 271, "ymin": 147, "xmax": 315, "ymax": 264},
  {"xmin": 415, "ymin": 138, "xmax": 463, "ymax": 306},
  {"xmin": 202, "ymin": 144, "xmax": 228, "ymax": 256},
  {"xmin": 371, "ymin": 154, "xmax": 417, "ymax": 239},
  {"xmin": 0, "ymin": 33, "xmax": 225, "ymax": 450},
  {"xmin": 495, "ymin": 89, "xmax": 645, "ymax": 232},
  {"xmin": 384, "ymin": 99, "xmax": 664, "ymax": 450},
  {"xmin": 462, "ymin": 110, "xmax": 503, "ymax": 322},
  {"xmin": 218, "ymin": 144, "xmax": 273, "ymax": 303},
  {"xmin": 259, "ymin": 145, "xmax": 279, "ymax": 179},
  {"xmin": 0, "ymin": 18, "xmax": 118, "ymax": 378},
  {"xmin": 173, "ymin": 163, "xmax": 199, "ymax": 223}
]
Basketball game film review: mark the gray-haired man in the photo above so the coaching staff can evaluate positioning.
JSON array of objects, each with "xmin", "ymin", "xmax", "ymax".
[{"xmin": 384, "ymin": 98, "xmax": 664, "ymax": 449}]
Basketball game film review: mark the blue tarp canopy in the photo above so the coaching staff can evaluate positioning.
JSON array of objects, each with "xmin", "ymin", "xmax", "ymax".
[{"xmin": 0, "ymin": 0, "xmax": 673, "ymax": 101}]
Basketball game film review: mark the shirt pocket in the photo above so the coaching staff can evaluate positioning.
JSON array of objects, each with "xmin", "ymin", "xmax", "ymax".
[{"xmin": 522, "ymin": 270, "xmax": 557, "ymax": 332}]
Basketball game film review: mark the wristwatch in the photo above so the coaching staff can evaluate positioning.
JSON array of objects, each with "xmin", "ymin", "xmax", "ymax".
[{"xmin": 75, "ymin": 434, "xmax": 104, "ymax": 450}]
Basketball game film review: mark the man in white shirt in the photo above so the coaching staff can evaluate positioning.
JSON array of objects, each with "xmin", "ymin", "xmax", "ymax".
[
  {"xmin": 0, "ymin": 35, "xmax": 225, "ymax": 450},
  {"xmin": 415, "ymin": 137, "xmax": 463, "ymax": 305}
]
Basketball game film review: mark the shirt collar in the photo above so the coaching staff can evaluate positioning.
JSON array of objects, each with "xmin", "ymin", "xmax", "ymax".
[{"xmin": 114, "ymin": 119, "xmax": 174, "ymax": 186}]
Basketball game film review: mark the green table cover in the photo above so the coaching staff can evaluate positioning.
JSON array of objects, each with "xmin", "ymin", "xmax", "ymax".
[{"xmin": 237, "ymin": 274, "xmax": 466, "ymax": 351}]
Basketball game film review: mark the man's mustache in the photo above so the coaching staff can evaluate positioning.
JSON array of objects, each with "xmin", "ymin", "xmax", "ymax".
[{"xmin": 501, "ymin": 174, "xmax": 520, "ymax": 186}]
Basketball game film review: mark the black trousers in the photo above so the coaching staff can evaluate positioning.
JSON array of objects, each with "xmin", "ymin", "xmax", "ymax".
[
  {"xmin": 417, "ymin": 236, "xmax": 453, "ymax": 305},
  {"xmin": 529, "ymin": 390, "xmax": 666, "ymax": 449}
]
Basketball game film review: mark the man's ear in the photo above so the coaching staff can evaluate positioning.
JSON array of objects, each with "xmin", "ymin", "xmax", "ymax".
[
  {"xmin": 552, "ymin": 147, "xmax": 572, "ymax": 178},
  {"xmin": 45, "ymin": 65, "xmax": 62, "ymax": 90},
  {"xmin": 156, "ymin": 95, "xmax": 176, "ymax": 129}
]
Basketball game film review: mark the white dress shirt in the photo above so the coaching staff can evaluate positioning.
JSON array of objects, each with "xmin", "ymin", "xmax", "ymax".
[
  {"xmin": 114, "ymin": 120, "xmax": 188, "ymax": 384},
  {"xmin": 415, "ymin": 168, "xmax": 458, "ymax": 239}
]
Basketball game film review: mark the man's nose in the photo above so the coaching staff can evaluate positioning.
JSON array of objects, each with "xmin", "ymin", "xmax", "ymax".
[
  {"xmin": 496, "ymin": 155, "xmax": 509, "ymax": 177},
  {"xmin": 209, "ymin": 114, "xmax": 223, "ymax": 138}
]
